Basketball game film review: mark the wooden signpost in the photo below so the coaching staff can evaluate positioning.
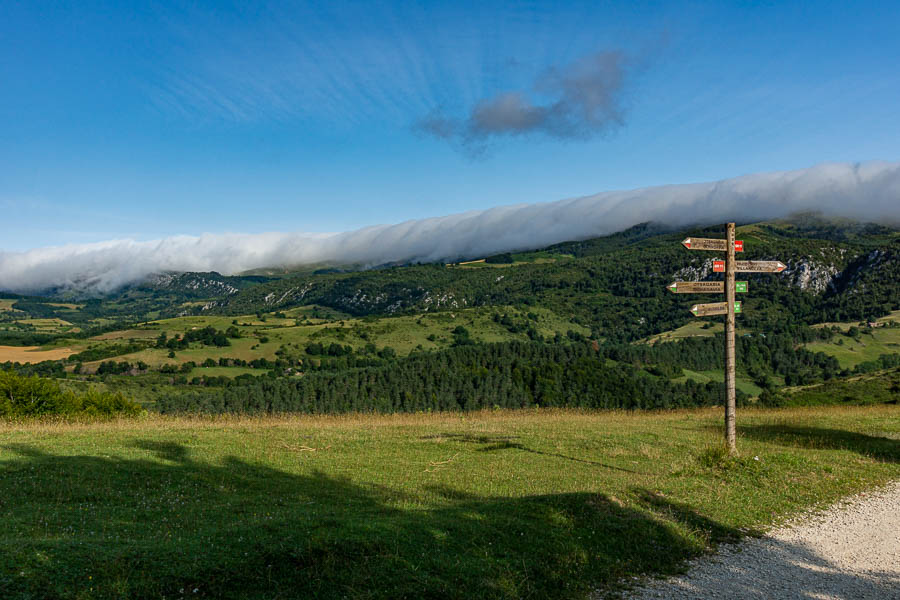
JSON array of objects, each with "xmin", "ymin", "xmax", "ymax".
[{"xmin": 675, "ymin": 224, "xmax": 784, "ymax": 453}]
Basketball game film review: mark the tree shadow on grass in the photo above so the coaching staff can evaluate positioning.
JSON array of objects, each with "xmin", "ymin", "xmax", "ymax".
[
  {"xmin": 739, "ymin": 425, "xmax": 900, "ymax": 462},
  {"xmin": 421, "ymin": 433, "xmax": 640, "ymax": 473},
  {"xmin": 0, "ymin": 441, "xmax": 720, "ymax": 600}
]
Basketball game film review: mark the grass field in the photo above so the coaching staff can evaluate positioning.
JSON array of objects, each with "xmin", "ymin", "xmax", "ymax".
[
  {"xmin": 805, "ymin": 327, "xmax": 900, "ymax": 369},
  {"xmin": 641, "ymin": 322, "xmax": 754, "ymax": 345},
  {"xmin": 1, "ymin": 406, "xmax": 898, "ymax": 599},
  {"xmin": 90, "ymin": 329, "xmax": 161, "ymax": 341},
  {"xmin": 675, "ymin": 368, "xmax": 765, "ymax": 396},
  {"xmin": 186, "ymin": 366, "xmax": 268, "ymax": 378},
  {"xmin": 16, "ymin": 318, "xmax": 77, "ymax": 331},
  {"xmin": 812, "ymin": 309, "xmax": 900, "ymax": 330},
  {"xmin": 781, "ymin": 368, "xmax": 900, "ymax": 406},
  {"xmin": 643, "ymin": 321, "xmax": 719, "ymax": 344},
  {"xmin": 0, "ymin": 345, "xmax": 76, "ymax": 363},
  {"xmin": 72, "ymin": 305, "xmax": 590, "ymax": 370}
]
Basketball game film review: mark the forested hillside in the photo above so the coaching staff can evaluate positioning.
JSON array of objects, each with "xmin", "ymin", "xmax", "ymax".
[
  {"xmin": 181, "ymin": 217, "xmax": 900, "ymax": 342},
  {"xmin": 2, "ymin": 216, "xmax": 898, "ymax": 417}
]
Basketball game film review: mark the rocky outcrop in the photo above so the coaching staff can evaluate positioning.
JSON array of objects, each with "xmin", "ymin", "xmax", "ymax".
[{"xmin": 781, "ymin": 259, "xmax": 841, "ymax": 293}]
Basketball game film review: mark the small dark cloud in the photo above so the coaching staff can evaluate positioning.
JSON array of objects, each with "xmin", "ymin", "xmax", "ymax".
[
  {"xmin": 415, "ymin": 50, "xmax": 632, "ymax": 153},
  {"xmin": 414, "ymin": 109, "xmax": 459, "ymax": 140}
]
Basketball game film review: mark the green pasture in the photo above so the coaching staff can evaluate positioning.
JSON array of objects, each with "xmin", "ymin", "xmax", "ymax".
[
  {"xmin": 675, "ymin": 368, "xmax": 765, "ymax": 397},
  {"xmin": 87, "ymin": 306, "xmax": 589, "ymax": 368},
  {"xmin": 812, "ymin": 309, "xmax": 900, "ymax": 331},
  {"xmin": 780, "ymin": 368, "xmax": 900, "ymax": 406},
  {"xmin": 186, "ymin": 366, "xmax": 268, "ymax": 378},
  {"xmin": 89, "ymin": 329, "xmax": 161, "ymax": 342},
  {"xmin": 643, "ymin": 321, "xmax": 720, "ymax": 344},
  {"xmin": 450, "ymin": 256, "xmax": 561, "ymax": 268},
  {"xmin": 641, "ymin": 322, "xmax": 754, "ymax": 345},
  {"xmin": 1, "ymin": 406, "xmax": 898, "ymax": 599},
  {"xmin": 805, "ymin": 327, "xmax": 900, "ymax": 369}
]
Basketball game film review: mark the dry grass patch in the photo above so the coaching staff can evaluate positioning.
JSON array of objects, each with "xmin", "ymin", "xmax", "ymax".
[{"xmin": 0, "ymin": 345, "xmax": 75, "ymax": 363}]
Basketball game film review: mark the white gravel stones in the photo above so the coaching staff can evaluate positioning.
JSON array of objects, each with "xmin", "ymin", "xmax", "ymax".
[{"xmin": 619, "ymin": 480, "xmax": 900, "ymax": 599}]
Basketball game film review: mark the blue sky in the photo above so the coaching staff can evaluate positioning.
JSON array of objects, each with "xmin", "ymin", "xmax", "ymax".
[{"xmin": 2, "ymin": 1, "xmax": 899, "ymax": 250}]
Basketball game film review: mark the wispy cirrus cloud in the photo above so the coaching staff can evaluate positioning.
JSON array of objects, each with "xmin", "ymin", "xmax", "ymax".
[{"xmin": 1, "ymin": 162, "xmax": 899, "ymax": 295}]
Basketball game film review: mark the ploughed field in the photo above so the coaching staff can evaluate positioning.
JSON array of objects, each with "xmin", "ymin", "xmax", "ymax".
[{"xmin": 2, "ymin": 406, "xmax": 899, "ymax": 599}]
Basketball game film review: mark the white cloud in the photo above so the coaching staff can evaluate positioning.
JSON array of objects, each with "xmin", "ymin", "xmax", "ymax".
[{"xmin": 2, "ymin": 161, "xmax": 898, "ymax": 294}]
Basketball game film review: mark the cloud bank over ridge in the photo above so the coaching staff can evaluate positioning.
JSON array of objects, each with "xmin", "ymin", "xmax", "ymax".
[{"xmin": 2, "ymin": 161, "xmax": 899, "ymax": 295}]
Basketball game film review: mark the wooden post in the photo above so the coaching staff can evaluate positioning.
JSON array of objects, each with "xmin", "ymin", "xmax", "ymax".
[{"xmin": 724, "ymin": 222, "xmax": 737, "ymax": 453}]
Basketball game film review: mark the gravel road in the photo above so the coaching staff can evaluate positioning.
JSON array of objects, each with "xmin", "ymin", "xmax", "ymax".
[{"xmin": 617, "ymin": 480, "xmax": 900, "ymax": 599}]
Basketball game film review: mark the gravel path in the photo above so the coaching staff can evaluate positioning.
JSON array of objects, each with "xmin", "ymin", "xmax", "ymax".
[{"xmin": 618, "ymin": 480, "xmax": 900, "ymax": 599}]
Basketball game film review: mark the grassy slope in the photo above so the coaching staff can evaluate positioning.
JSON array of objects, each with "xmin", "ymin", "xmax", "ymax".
[
  {"xmin": 1, "ymin": 406, "xmax": 898, "ymax": 600},
  {"xmin": 674, "ymin": 369, "xmax": 764, "ymax": 396},
  {"xmin": 781, "ymin": 368, "xmax": 900, "ymax": 406},
  {"xmin": 805, "ymin": 327, "xmax": 900, "ymax": 369},
  {"xmin": 803, "ymin": 311, "xmax": 900, "ymax": 369},
  {"xmin": 641, "ymin": 322, "xmax": 748, "ymax": 344},
  {"xmin": 63, "ymin": 305, "xmax": 588, "ymax": 372},
  {"xmin": 639, "ymin": 313, "xmax": 900, "ymax": 391}
]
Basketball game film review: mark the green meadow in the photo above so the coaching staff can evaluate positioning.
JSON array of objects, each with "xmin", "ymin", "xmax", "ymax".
[
  {"xmin": 675, "ymin": 368, "xmax": 765, "ymax": 397},
  {"xmin": 62, "ymin": 305, "xmax": 588, "ymax": 373},
  {"xmin": 1, "ymin": 406, "xmax": 898, "ymax": 599},
  {"xmin": 805, "ymin": 325, "xmax": 900, "ymax": 369}
]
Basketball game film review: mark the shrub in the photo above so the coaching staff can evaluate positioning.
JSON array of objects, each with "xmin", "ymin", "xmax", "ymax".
[{"xmin": 0, "ymin": 370, "xmax": 142, "ymax": 419}]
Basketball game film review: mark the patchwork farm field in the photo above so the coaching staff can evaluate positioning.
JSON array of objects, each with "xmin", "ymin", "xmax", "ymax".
[
  {"xmin": 1, "ymin": 406, "xmax": 898, "ymax": 599},
  {"xmin": 0, "ymin": 345, "xmax": 76, "ymax": 363}
]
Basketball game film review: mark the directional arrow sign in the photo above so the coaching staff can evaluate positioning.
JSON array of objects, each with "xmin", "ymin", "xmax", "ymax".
[
  {"xmin": 667, "ymin": 281, "xmax": 749, "ymax": 293},
  {"xmin": 713, "ymin": 260, "xmax": 786, "ymax": 273},
  {"xmin": 690, "ymin": 301, "xmax": 742, "ymax": 317},
  {"xmin": 682, "ymin": 238, "xmax": 743, "ymax": 252}
]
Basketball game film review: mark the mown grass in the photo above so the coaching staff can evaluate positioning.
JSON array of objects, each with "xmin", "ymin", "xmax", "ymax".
[{"xmin": 1, "ymin": 406, "xmax": 898, "ymax": 599}]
